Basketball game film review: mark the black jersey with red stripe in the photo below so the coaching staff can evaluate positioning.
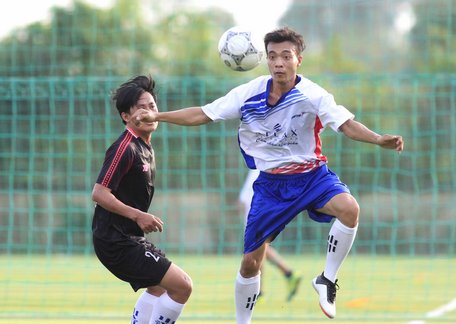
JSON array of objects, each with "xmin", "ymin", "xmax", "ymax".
[{"xmin": 92, "ymin": 128, "xmax": 156, "ymax": 240}]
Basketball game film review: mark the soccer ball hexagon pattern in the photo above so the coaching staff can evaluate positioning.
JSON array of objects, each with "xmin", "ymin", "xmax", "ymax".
[{"xmin": 218, "ymin": 26, "xmax": 264, "ymax": 72}]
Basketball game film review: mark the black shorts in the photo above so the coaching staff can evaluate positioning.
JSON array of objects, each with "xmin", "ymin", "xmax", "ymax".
[{"xmin": 93, "ymin": 235, "xmax": 172, "ymax": 291}]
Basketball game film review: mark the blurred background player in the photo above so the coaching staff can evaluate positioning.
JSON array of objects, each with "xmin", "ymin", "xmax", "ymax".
[{"xmin": 239, "ymin": 169, "xmax": 302, "ymax": 302}]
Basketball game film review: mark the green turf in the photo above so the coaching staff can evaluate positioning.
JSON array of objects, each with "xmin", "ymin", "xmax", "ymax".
[{"xmin": 0, "ymin": 254, "xmax": 455, "ymax": 323}]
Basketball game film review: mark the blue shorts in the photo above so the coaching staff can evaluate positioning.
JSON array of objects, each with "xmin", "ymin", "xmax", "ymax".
[{"xmin": 244, "ymin": 164, "xmax": 350, "ymax": 253}]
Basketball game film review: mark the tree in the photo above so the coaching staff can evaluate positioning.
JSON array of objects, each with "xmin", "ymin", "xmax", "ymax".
[
  {"xmin": 279, "ymin": 0, "xmax": 418, "ymax": 73},
  {"xmin": 409, "ymin": 0, "xmax": 456, "ymax": 72},
  {"xmin": 151, "ymin": 7, "xmax": 236, "ymax": 76},
  {"xmin": 0, "ymin": 0, "xmax": 158, "ymax": 76},
  {"xmin": 0, "ymin": 0, "xmax": 241, "ymax": 77}
]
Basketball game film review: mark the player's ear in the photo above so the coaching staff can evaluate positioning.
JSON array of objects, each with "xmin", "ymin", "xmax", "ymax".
[{"xmin": 121, "ymin": 111, "xmax": 130, "ymax": 124}]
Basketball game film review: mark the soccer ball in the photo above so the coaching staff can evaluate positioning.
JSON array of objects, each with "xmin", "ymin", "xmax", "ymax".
[{"xmin": 218, "ymin": 27, "xmax": 264, "ymax": 72}]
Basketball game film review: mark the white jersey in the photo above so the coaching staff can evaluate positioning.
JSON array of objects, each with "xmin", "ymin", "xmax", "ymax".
[{"xmin": 202, "ymin": 75, "xmax": 354, "ymax": 173}]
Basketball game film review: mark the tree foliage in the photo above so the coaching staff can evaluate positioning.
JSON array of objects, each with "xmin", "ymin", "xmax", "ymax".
[
  {"xmin": 0, "ymin": 0, "xmax": 237, "ymax": 77},
  {"xmin": 0, "ymin": 0, "xmax": 152, "ymax": 76},
  {"xmin": 279, "ymin": 0, "xmax": 455, "ymax": 74},
  {"xmin": 151, "ymin": 8, "xmax": 235, "ymax": 76},
  {"xmin": 0, "ymin": 0, "xmax": 454, "ymax": 76},
  {"xmin": 409, "ymin": 0, "xmax": 456, "ymax": 72}
]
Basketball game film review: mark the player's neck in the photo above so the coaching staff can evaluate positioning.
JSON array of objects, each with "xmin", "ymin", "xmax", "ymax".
[
  {"xmin": 140, "ymin": 134, "xmax": 152, "ymax": 145},
  {"xmin": 271, "ymin": 80, "xmax": 294, "ymax": 97}
]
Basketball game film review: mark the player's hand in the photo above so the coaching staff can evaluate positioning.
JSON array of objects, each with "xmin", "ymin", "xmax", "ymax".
[
  {"xmin": 377, "ymin": 134, "xmax": 404, "ymax": 152},
  {"xmin": 133, "ymin": 109, "xmax": 158, "ymax": 126},
  {"xmin": 136, "ymin": 211, "xmax": 164, "ymax": 234}
]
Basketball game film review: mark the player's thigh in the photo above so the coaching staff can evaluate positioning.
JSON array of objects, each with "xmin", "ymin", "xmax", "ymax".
[
  {"xmin": 159, "ymin": 263, "xmax": 193, "ymax": 298},
  {"xmin": 316, "ymin": 192, "xmax": 359, "ymax": 227}
]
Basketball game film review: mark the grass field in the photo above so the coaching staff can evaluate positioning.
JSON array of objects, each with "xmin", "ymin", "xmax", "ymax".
[{"xmin": 0, "ymin": 254, "xmax": 455, "ymax": 323}]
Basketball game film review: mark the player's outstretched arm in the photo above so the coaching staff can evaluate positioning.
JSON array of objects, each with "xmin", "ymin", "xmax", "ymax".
[
  {"xmin": 135, "ymin": 107, "xmax": 212, "ymax": 126},
  {"xmin": 340, "ymin": 119, "xmax": 404, "ymax": 152}
]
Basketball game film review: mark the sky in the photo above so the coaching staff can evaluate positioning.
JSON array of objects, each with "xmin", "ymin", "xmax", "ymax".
[{"xmin": 0, "ymin": 0, "xmax": 292, "ymax": 39}]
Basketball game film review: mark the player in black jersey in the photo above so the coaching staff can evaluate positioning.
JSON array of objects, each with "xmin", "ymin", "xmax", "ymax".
[{"xmin": 91, "ymin": 75, "xmax": 192, "ymax": 323}]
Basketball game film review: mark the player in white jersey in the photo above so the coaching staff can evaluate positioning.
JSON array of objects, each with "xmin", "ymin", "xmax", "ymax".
[{"xmin": 134, "ymin": 27, "xmax": 404, "ymax": 322}]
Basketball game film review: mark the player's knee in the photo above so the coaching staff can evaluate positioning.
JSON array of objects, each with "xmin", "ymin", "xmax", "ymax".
[
  {"xmin": 240, "ymin": 254, "xmax": 261, "ymax": 277},
  {"xmin": 173, "ymin": 275, "xmax": 193, "ymax": 303},
  {"xmin": 342, "ymin": 200, "xmax": 360, "ymax": 227},
  {"xmin": 180, "ymin": 274, "xmax": 193, "ymax": 300},
  {"xmin": 164, "ymin": 271, "xmax": 193, "ymax": 303}
]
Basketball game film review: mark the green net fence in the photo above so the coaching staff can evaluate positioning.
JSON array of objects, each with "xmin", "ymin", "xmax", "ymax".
[{"xmin": 1, "ymin": 0, "xmax": 455, "ymax": 322}]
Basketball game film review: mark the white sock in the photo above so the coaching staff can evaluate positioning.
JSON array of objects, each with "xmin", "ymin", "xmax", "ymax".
[
  {"xmin": 324, "ymin": 219, "xmax": 358, "ymax": 283},
  {"xmin": 235, "ymin": 272, "xmax": 260, "ymax": 324},
  {"xmin": 149, "ymin": 292, "xmax": 185, "ymax": 324},
  {"xmin": 132, "ymin": 291, "xmax": 159, "ymax": 324}
]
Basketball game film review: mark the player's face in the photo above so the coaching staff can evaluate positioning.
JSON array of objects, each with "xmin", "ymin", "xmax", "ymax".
[
  {"xmin": 266, "ymin": 41, "xmax": 302, "ymax": 86},
  {"xmin": 129, "ymin": 92, "xmax": 159, "ymax": 134}
]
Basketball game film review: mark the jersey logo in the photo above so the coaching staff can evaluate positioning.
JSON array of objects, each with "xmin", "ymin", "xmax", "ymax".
[{"xmin": 255, "ymin": 124, "xmax": 299, "ymax": 147}]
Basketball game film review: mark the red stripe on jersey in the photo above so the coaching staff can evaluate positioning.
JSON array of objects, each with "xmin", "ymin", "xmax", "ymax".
[
  {"xmin": 101, "ymin": 132, "xmax": 133, "ymax": 187},
  {"xmin": 126, "ymin": 127, "xmax": 139, "ymax": 138},
  {"xmin": 268, "ymin": 161, "xmax": 321, "ymax": 174},
  {"xmin": 314, "ymin": 116, "xmax": 327, "ymax": 162}
]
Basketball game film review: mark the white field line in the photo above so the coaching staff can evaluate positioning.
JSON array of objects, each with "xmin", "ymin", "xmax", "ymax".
[{"xmin": 407, "ymin": 297, "xmax": 456, "ymax": 324}]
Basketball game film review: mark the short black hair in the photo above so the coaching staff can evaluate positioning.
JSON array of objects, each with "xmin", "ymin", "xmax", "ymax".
[
  {"xmin": 264, "ymin": 27, "xmax": 306, "ymax": 55},
  {"xmin": 112, "ymin": 75, "xmax": 156, "ymax": 124}
]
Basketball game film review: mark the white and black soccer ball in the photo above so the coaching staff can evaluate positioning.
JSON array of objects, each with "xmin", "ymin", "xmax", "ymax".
[{"xmin": 218, "ymin": 26, "xmax": 264, "ymax": 72}]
